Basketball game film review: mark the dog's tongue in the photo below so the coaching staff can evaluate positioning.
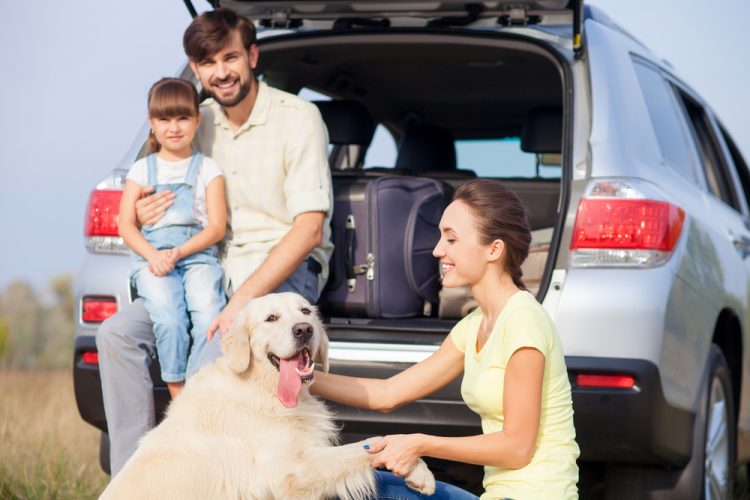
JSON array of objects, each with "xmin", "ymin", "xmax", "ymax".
[{"xmin": 277, "ymin": 352, "xmax": 305, "ymax": 408}]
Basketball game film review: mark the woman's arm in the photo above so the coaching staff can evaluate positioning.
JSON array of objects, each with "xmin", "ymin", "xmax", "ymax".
[
  {"xmin": 171, "ymin": 176, "xmax": 227, "ymax": 259},
  {"xmin": 311, "ymin": 337, "xmax": 465, "ymax": 412},
  {"xmin": 368, "ymin": 347, "xmax": 545, "ymax": 475}
]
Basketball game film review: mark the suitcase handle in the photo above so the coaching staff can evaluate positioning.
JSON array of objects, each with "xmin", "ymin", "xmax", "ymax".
[
  {"xmin": 345, "ymin": 215, "xmax": 357, "ymax": 282},
  {"xmin": 344, "ymin": 214, "xmax": 361, "ymax": 293},
  {"xmin": 345, "ymin": 215, "xmax": 370, "ymax": 292},
  {"xmin": 404, "ymin": 188, "xmax": 444, "ymax": 302}
]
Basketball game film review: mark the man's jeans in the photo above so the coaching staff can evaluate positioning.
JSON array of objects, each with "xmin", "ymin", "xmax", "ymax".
[{"xmin": 97, "ymin": 259, "xmax": 319, "ymax": 476}]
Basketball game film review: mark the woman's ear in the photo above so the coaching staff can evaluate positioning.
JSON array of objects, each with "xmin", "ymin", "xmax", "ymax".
[{"xmin": 487, "ymin": 238, "xmax": 505, "ymax": 263}]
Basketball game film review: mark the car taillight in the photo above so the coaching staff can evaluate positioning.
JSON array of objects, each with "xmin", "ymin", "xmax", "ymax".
[
  {"xmin": 576, "ymin": 373, "xmax": 636, "ymax": 390},
  {"xmin": 85, "ymin": 189, "xmax": 121, "ymax": 236},
  {"xmin": 81, "ymin": 351, "xmax": 99, "ymax": 365},
  {"xmin": 570, "ymin": 181, "xmax": 685, "ymax": 268},
  {"xmin": 84, "ymin": 189, "xmax": 128, "ymax": 254},
  {"xmin": 82, "ymin": 296, "xmax": 118, "ymax": 323}
]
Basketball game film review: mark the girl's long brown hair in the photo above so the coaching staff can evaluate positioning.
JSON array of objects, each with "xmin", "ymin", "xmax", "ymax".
[{"xmin": 146, "ymin": 78, "xmax": 200, "ymax": 154}]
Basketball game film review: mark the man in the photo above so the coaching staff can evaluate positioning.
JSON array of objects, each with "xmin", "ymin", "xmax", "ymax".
[{"xmin": 96, "ymin": 7, "xmax": 333, "ymax": 475}]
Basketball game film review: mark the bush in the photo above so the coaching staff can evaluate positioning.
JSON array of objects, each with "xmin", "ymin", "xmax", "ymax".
[{"xmin": 0, "ymin": 275, "xmax": 74, "ymax": 369}]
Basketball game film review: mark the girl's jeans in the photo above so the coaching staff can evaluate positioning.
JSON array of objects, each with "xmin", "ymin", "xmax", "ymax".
[
  {"xmin": 133, "ymin": 252, "xmax": 225, "ymax": 382},
  {"xmin": 373, "ymin": 471, "xmax": 479, "ymax": 500}
]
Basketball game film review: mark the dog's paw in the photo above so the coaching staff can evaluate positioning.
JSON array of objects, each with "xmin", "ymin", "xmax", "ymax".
[{"xmin": 404, "ymin": 458, "xmax": 435, "ymax": 495}]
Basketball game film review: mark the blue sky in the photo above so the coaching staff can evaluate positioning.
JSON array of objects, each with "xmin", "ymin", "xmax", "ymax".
[{"xmin": 1, "ymin": 0, "xmax": 748, "ymax": 292}]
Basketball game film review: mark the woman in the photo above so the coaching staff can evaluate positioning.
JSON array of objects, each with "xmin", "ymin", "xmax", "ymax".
[{"xmin": 312, "ymin": 179, "xmax": 579, "ymax": 499}]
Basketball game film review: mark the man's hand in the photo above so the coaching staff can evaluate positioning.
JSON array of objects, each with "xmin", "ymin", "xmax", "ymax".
[
  {"xmin": 367, "ymin": 434, "xmax": 425, "ymax": 477},
  {"xmin": 148, "ymin": 249, "xmax": 177, "ymax": 277},
  {"xmin": 207, "ymin": 294, "xmax": 251, "ymax": 341},
  {"xmin": 135, "ymin": 187, "xmax": 175, "ymax": 227}
]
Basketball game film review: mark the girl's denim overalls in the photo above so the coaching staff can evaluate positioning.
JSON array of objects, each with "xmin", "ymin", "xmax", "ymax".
[{"xmin": 131, "ymin": 152, "xmax": 226, "ymax": 383}]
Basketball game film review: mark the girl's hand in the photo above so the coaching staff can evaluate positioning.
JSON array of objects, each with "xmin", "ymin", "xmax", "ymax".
[
  {"xmin": 367, "ymin": 434, "xmax": 425, "ymax": 477},
  {"xmin": 166, "ymin": 247, "xmax": 183, "ymax": 265},
  {"xmin": 148, "ymin": 250, "xmax": 176, "ymax": 277}
]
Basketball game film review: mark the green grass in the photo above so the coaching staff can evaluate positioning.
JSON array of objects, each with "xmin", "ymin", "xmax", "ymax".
[{"xmin": 0, "ymin": 456, "xmax": 104, "ymax": 500}]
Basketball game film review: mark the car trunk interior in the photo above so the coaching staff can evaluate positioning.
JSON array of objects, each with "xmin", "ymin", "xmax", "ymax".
[{"xmin": 256, "ymin": 31, "xmax": 566, "ymax": 339}]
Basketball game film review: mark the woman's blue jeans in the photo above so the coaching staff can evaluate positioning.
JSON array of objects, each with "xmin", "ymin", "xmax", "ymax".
[{"xmin": 373, "ymin": 471, "xmax": 479, "ymax": 499}]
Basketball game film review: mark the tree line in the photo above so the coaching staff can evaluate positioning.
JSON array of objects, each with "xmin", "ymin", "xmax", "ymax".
[{"xmin": 0, "ymin": 275, "xmax": 74, "ymax": 369}]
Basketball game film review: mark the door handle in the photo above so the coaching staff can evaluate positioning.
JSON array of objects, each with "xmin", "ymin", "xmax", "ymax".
[{"xmin": 728, "ymin": 229, "xmax": 750, "ymax": 259}]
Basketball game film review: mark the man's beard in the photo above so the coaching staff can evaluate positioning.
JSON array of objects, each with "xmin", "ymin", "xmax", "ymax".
[{"xmin": 208, "ymin": 78, "xmax": 252, "ymax": 108}]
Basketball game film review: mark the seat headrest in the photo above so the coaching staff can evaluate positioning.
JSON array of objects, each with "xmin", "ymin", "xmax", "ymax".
[
  {"xmin": 521, "ymin": 107, "xmax": 563, "ymax": 154},
  {"xmin": 313, "ymin": 100, "xmax": 375, "ymax": 146},
  {"xmin": 395, "ymin": 125, "xmax": 457, "ymax": 173}
]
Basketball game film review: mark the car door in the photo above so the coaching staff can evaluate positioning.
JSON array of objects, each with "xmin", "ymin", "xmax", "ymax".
[{"xmin": 669, "ymin": 79, "xmax": 750, "ymax": 449}]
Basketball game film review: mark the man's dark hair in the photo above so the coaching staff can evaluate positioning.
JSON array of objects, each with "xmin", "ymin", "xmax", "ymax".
[{"xmin": 183, "ymin": 8, "xmax": 257, "ymax": 62}]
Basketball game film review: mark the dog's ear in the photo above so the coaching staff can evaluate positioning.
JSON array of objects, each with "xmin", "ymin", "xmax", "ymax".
[
  {"xmin": 314, "ymin": 330, "xmax": 330, "ymax": 373},
  {"xmin": 222, "ymin": 311, "xmax": 252, "ymax": 374}
]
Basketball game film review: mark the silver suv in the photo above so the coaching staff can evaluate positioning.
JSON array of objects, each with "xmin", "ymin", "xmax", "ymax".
[{"xmin": 73, "ymin": 2, "xmax": 750, "ymax": 498}]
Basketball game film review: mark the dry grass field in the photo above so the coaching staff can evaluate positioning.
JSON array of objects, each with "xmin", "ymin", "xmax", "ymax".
[{"xmin": 0, "ymin": 369, "xmax": 107, "ymax": 499}]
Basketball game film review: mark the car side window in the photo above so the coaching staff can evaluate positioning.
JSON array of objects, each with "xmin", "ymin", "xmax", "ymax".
[
  {"xmin": 632, "ymin": 60, "xmax": 700, "ymax": 184},
  {"xmin": 673, "ymin": 88, "xmax": 742, "ymax": 212},
  {"xmin": 717, "ymin": 123, "xmax": 750, "ymax": 212}
]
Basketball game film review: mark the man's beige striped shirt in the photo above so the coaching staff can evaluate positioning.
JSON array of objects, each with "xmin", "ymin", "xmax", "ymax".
[{"xmin": 196, "ymin": 81, "xmax": 333, "ymax": 295}]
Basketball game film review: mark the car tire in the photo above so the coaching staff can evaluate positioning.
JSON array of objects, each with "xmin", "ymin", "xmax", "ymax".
[
  {"xmin": 700, "ymin": 345, "xmax": 736, "ymax": 499},
  {"xmin": 601, "ymin": 345, "xmax": 735, "ymax": 500}
]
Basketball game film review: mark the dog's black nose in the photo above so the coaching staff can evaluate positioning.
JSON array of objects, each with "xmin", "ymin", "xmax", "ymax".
[{"xmin": 292, "ymin": 322, "xmax": 314, "ymax": 342}]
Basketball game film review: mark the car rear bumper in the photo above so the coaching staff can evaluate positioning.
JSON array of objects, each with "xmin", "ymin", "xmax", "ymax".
[
  {"xmin": 73, "ymin": 336, "xmax": 693, "ymax": 467},
  {"xmin": 73, "ymin": 335, "xmax": 170, "ymax": 432},
  {"xmin": 567, "ymin": 356, "xmax": 694, "ymax": 467}
]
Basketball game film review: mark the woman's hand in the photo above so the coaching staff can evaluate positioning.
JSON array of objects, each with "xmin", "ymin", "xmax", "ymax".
[{"xmin": 368, "ymin": 434, "xmax": 426, "ymax": 477}]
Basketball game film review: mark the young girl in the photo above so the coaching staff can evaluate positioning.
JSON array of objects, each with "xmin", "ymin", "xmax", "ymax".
[
  {"xmin": 119, "ymin": 77, "xmax": 227, "ymax": 398},
  {"xmin": 312, "ymin": 179, "xmax": 579, "ymax": 499}
]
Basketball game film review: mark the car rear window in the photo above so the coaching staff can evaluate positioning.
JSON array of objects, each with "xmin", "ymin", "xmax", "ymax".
[{"xmin": 456, "ymin": 138, "xmax": 560, "ymax": 179}]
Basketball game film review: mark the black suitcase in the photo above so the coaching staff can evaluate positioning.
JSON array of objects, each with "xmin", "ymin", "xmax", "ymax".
[{"xmin": 321, "ymin": 175, "xmax": 447, "ymax": 318}]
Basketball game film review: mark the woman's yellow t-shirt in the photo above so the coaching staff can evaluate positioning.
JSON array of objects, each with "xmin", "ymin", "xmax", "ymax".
[{"xmin": 449, "ymin": 290, "xmax": 579, "ymax": 499}]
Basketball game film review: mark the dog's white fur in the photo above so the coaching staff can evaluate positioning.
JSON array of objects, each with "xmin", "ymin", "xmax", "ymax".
[{"xmin": 99, "ymin": 292, "xmax": 435, "ymax": 500}]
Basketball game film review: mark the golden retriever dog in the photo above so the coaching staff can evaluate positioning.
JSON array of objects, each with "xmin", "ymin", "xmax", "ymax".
[{"xmin": 99, "ymin": 292, "xmax": 435, "ymax": 499}]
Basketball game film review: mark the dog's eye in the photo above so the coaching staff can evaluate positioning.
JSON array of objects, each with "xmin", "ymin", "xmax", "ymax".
[
  {"xmin": 301, "ymin": 308, "xmax": 311, "ymax": 315},
  {"xmin": 265, "ymin": 314, "xmax": 278, "ymax": 322}
]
